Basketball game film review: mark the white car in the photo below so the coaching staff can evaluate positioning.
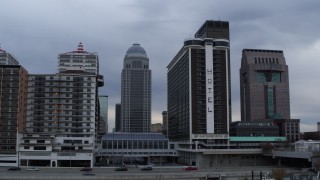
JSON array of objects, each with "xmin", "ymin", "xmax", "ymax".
[{"xmin": 27, "ymin": 167, "xmax": 39, "ymax": 171}]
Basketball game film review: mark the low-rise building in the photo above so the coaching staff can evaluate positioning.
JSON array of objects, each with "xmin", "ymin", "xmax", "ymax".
[{"xmin": 96, "ymin": 133, "xmax": 176, "ymax": 166}]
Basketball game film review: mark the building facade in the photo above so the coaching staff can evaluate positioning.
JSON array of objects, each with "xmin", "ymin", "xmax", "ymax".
[
  {"xmin": 17, "ymin": 44, "xmax": 103, "ymax": 167},
  {"xmin": 0, "ymin": 63, "xmax": 28, "ymax": 166},
  {"xmin": 115, "ymin": 103, "xmax": 121, "ymax": 132},
  {"xmin": 98, "ymin": 95, "xmax": 108, "ymax": 134},
  {"xmin": 240, "ymin": 49, "xmax": 290, "ymax": 121},
  {"xmin": 96, "ymin": 133, "xmax": 176, "ymax": 166},
  {"xmin": 121, "ymin": 44, "xmax": 151, "ymax": 133},
  {"xmin": 240, "ymin": 49, "xmax": 300, "ymax": 142},
  {"xmin": 230, "ymin": 120, "xmax": 279, "ymax": 137},
  {"xmin": 20, "ymin": 72, "xmax": 98, "ymax": 167},
  {"xmin": 273, "ymin": 119, "xmax": 300, "ymax": 142},
  {"xmin": 0, "ymin": 48, "xmax": 19, "ymax": 65},
  {"xmin": 162, "ymin": 111, "xmax": 168, "ymax": 137},
  {"xmin": 167, "ymin": 20, "xmax": 231, "ymax": 143},
  {"xmin": 58, "ymin": 42, "xmax": 99, "ymax": 75},
  {"xmin": 150, "ymin": 123, "xmax": 162, "ymax": 133}
]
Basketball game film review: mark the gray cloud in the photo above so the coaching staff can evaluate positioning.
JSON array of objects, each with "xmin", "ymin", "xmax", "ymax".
[{"xmin": 1, "ymin": 0, "xmax": 319, "ymax": 132}]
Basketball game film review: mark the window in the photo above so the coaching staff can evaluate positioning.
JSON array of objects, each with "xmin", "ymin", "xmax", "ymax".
[
  {"xmin": 37, "ymin": 140, "xmax": 45, "ymax": 143},
  {"xmin": 34, "ymin": 146, "xmax": 46, "ymax": 150}
]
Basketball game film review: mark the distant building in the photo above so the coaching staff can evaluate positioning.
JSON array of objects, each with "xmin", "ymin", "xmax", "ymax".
[
  {"xmin": 58, "ymin": 42, "xmax": 99, "ymax": 75},
  {"xmin": 0, "ymin": 47, "xmax": 19, "ymax": 65},
  {"xmin": 98, "ymin": 95, "xmax": 108, "ymax": 134},
  {"xmin": 18, "ymin": 44, "xmax": 103, "ymax": 167},
  {"xmin": 151, "ymin": 123, "xmax": 162, "ymax": 133},
  {"xmin": 96, "ymin": 133, "xmax": 176, "ymax": 165},
  {"xmin": 121, "ymin": 44, "xmax": 151, "ymax": 132},
  {"xmin": 273, "ymin": 119, "xmax": 300, "ymax": 142},
  {"xmin": 167, "ymin": 20, "xmax": 231, "ymax": 143},
  {"xmin": 21, "ymin": 72, "xmax": 98, "ymax": 167},
  {"xmin": 240, "ymin": 49, "xmax": 300, "ymax": 142},
  {"xmin": 0, "ymin": 48, "xmax": 28, "ymax": 167},
  {"xmin": 240, "ymin": 49, "xmax": 290, "ymax": 121},
  {"xmin": 318, "ymin": 122, "xmax": 320, "ymax": 132},
  {"xmin": 230, "ymin": 120, "xmax": 279, "ymax": 137},
  {"xmin": 162, "ymin": 111, "xmax": 168, "ymax": 137},
  {"xmin": 115, "ymin": 103, "xmax": 121, "ymax": 132}
]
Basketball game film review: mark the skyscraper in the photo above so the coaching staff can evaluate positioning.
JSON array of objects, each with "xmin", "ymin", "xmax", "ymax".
[
  {"xmin": 19, "ymin": 44, "xmax": 103, "ymax": 167},
  {"xmin": 240, "ymin": 49, "xmax": 290, "ymax": 121},
  {"xmin": 240, "ymin": 49, "xmax": 300, "ymax": 142},
  {"xmin": 22, "ymin": 72, "xmax": 98, "ymax": 167},
  {"xmin": 98, "ymin": 95, "xmax": 108, "ymax": 134},
  {"xmin": 115, "ymin": 103, "xmax": 121, "ymax": 132},
  {"xmin": 0, "ymin": 48, "xmax": 28, "ymax": 167},
  {"xmin": 162, "ymin": 111, "xmax": 168, "ymax": 137},
  {"xmin": 121, "ymin": 44, "xmax": 151, "ymax": 133},
  {"xmin": 167, "ymin": 20, "xmax": 231, "ymax": 143}
]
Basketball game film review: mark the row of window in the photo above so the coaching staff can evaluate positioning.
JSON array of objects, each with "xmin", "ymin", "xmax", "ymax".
[
  {"xmin": 102, "ymin": 140, "xmax": 168, "ymax": 150},
  {"xmin": 254, "ymin": 57, "xmax": 279, "ymax": 64},
  {"xmin": 100, "ymin": 151, "xmax": 175, "ymax": 155}
]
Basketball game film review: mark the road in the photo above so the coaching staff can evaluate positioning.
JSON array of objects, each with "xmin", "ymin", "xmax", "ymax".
[{"xmin": 0, "ymin": 166, "xmax": 301, "ymax": 180}]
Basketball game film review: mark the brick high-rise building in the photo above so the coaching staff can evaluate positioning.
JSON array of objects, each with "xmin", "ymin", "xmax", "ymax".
[{"xmin": 0, "ymin": 48, "xmax": 28, "ymax": 167}]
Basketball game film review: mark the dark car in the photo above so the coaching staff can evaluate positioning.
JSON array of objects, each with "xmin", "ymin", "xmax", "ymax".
[
  {"xmin": 141, "ymin": 166, "xmax": 153, "ymax": 171},
  {"xmin": 309, "ymin": 168, "xmax": 317, "ymax": 174},
  {"xmin": 7, "ymin": 167, "xmax": 21, "ymax": 171},
  {"xmin": 80, "ymin": 167, "xmax": 93, "ymax": 171},
  {"xmin": 115, "ymin": 166, "xmax": 128, "ymax": 171},
  {"xmin": 183, "ymin": 166, "xmax": 198, "ymax": 171}
]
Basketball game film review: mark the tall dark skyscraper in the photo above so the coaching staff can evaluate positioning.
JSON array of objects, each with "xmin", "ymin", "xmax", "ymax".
[
  {"xmin": 121, "ymin": 44, "xmax": 151, "ymax": 133},
  {"xmin": 240, "ymin": 49, "xmax": 290, "ymax": 121},
  {"xmin": 115, "ymin": 103, "xmax": 121, "ymax": 132},
  {"xmin": 167, "ymin": 20, "xmax": 231, "ymax": 143}
]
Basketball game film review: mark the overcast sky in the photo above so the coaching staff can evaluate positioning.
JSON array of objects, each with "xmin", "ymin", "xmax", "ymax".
[{"xmin": 1, "ymin": 0, "xmax": 319, "ymax": 132}]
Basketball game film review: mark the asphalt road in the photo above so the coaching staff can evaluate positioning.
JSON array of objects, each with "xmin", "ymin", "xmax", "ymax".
[{"xmin": 0, "ymin": 166, "xmax": 300, "ymax": 180}]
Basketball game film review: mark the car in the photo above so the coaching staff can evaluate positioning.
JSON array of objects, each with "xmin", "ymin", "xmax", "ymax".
[
  {"xmin": 80, "ymin": 167, "xmax": 93, "ymax": 171},
  {"xmin": 114, "ymin": 166, "xmax": 128, "ymax": 171},
  {"xmin": 27, "ymin": 167, "xmax": 39, "ymax": 171},
  {"xmin": 82, "ymin": 172, "xmax": 96, "ymax": 176},
  {"xmin": 309, "ymin": 168, "xmax": 317, "ymax": 174},
  {"xmin": 7, "ymin": 167, "xmax": 21, "ymax": 171},
  {"xmin": 183, "ymin": 166, "xmax": 198, "ymax": 171},
  {"xmin": 141, "ymin": 166, "xmax": 153, "ymax": 171}
]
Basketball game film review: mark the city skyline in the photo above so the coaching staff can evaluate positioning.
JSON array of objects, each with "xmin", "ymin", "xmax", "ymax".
[{"xmin": 0, "ymin": 0, "xmax": 319, "ymax": 132}]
